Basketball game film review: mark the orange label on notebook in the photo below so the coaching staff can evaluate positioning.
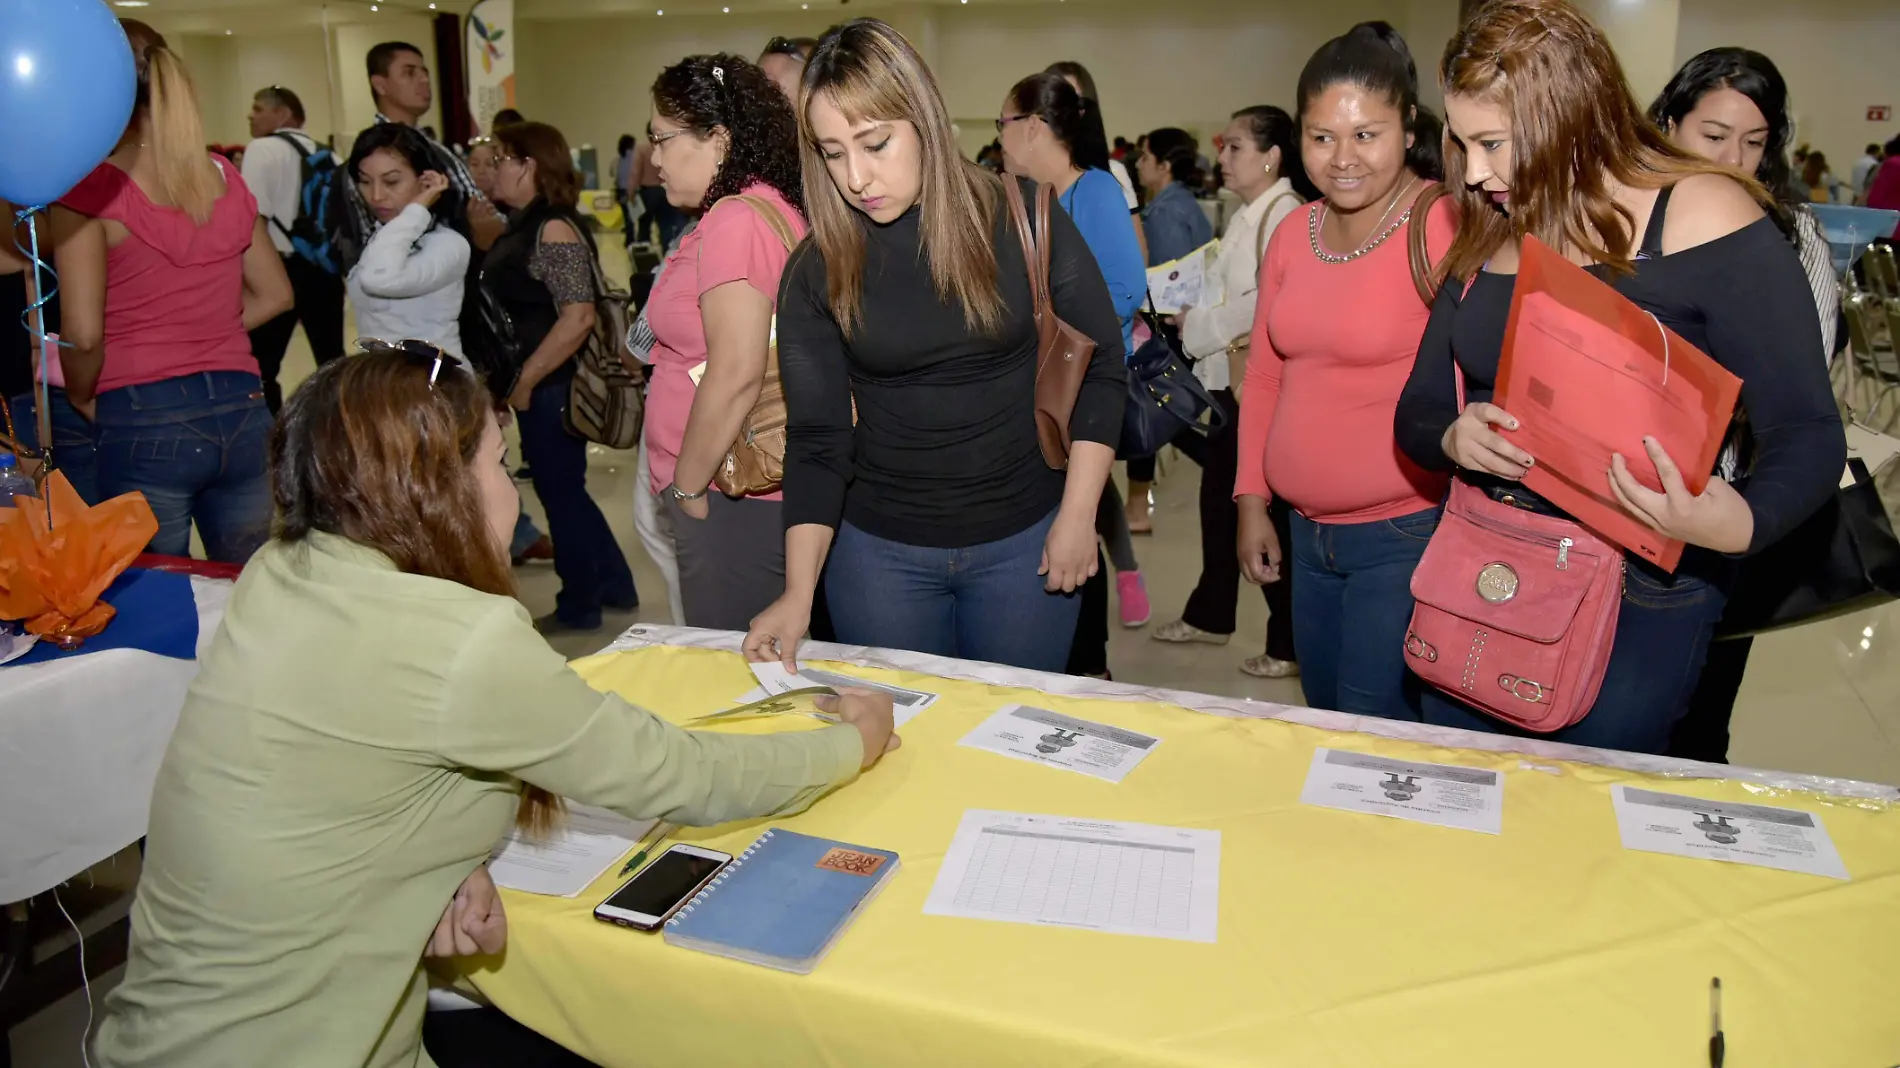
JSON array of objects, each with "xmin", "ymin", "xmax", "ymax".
[{"xmin": 816, "ymin": 848, "xmax": 887, "ymax": 876}]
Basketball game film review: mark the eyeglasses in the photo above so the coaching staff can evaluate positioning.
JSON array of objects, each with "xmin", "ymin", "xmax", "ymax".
[
  {"xmin": 355, "ymin": 337, "xmax": 461, "ymax": 389},
  {"xmin": 763, "ymin": 36, "xmax": 809, "ymax": 60},
  {"xmin": 995, "ymin": 114, "xmax": 1033, "ymax": 134},
  {"xmin": 647, "ymin": 129, "xmax": 693, "ymax": 148}
]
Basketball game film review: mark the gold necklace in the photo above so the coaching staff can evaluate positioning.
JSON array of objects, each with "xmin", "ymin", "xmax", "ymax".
[{"xmin": 1310, "ymin": 176, "xmax": 1418, "ymax": 264}]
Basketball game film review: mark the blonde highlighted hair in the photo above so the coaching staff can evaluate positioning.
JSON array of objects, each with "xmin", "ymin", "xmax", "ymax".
[
  {"xmin": 1435, "ymin": 0, "xmax": 1772, "ymax": 283},
  {"xmin": 797, "ymin": 19, "xmax": 1004, "ymax": 339},
  {"xmin": 121, "ymin": 20, "xmax": 222, "ymax": 225}
]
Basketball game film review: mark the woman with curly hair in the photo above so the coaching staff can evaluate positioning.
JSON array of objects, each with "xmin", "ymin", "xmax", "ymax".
[{"xmin": 645, "ymin": 54, "xmax": 810, "ymax": 629}]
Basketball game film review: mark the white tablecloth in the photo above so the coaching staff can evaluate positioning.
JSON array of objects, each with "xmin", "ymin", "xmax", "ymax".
[{"xmin": 0, "ymin": 576, "xmax": 231, "ymax": 903}]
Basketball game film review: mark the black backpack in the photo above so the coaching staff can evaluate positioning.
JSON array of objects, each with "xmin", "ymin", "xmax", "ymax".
[{"xmin": 269, "ymin": 131, "xmax": 343, "ymax": 275}]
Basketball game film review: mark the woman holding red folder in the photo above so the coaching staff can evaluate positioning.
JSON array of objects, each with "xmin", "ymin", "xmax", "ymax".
[{"xmin": 1393, "ymin": 0, "xmax": 1844, "ymax": 753}]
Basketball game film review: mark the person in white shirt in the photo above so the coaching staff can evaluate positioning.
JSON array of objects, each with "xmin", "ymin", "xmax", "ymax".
[
  {"xmin": 241, "ymin": 85, "xmax": 346, "ymax": 413},
  {"xmin": 1151, "ymin": 105, "xmax": 1313, "ymax": 679},
  {"xmin": 1852, "ymin": 142, "xmax": 1883, "ymax": 201},
  {"xmin": 344, "ymin": 123, "xmax": 469, "ymax": 355}
]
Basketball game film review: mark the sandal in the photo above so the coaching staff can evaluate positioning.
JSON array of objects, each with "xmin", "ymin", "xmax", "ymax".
[{"xmin": 1240, "ymin": 654, "xmax": 1300, "ymax": 679}]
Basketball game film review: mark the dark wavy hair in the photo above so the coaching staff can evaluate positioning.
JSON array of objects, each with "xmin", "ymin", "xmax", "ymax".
[
  {"xmin": 1297, "ymin": 21, "xmax": 1443, "ymax": 182},
  {"xmin": 1230, "ymin": 105, "xmax": 1321, "ymax": 202},
  {"xmin": 1143, "ymin": 127, "xmax": 1203, "ymax": 188},
  {"xmin": 346, "ymin": 122, "xmax": 457, "ymax": 226},
  {"xmin": 1006, "ymin": 73, "xmax": 1108, "ymax": 172},
  {"xmin": 652, "ymin": 53, "xmax": 803, "ymax": 213},
  {"xmin": 1649, "ymin": 47, "xmax": 1800, "ymax": 240}
]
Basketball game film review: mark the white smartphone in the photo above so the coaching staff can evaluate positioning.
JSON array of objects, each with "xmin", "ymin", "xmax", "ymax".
[{"xmin": 592, "ymin": 844, "xmax": 732, "ymax": 931}]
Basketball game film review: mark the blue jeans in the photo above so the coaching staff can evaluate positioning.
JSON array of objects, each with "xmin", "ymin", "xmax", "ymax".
[
  {"xmin": 826, "ymin": 509, "xmax": 1081, "ymax": 672},
  {"xmin": 92, "ymin": 372, "xmax": 272, "ymax": 563},
  {"xmin": 516, "ymin": 366, "xmax": 636, "ymax": 627},
  {"xmin": 1420, "ymin": 561, "xmax": 1729, "ymax": 754},
  {"xmin": 9, "ymin": 390, "xmax": 99, "ymax": 505},
  {"xmin": 1288, "ymin": 506, "xmax": 1440, "ymax": 719}
]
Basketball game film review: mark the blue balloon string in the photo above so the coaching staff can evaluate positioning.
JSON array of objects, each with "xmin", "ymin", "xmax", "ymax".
[{"xmin": 13, "ymin": 204, "xmax": 61, "ymax": 527}]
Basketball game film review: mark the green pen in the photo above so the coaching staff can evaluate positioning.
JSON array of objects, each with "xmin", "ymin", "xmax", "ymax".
[{"xmin": 617, "ymin": 823, "xmax": 673, "ymax": 877}]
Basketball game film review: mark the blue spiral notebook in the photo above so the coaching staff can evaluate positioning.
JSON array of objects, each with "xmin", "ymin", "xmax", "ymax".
[{"xmin": 663, "ymin": 829, "xmax": 900, "ymax": 974}]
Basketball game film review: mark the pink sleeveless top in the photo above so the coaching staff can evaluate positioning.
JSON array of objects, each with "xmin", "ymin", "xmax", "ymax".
[{"xmin": 58, "ymin": 155, "xmax": 261, "ymax": 393}]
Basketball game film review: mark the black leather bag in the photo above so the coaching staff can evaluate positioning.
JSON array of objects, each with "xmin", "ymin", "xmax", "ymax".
[
  {"xmin": 1119, "ymin": 313, "xmax": 1227, "ymax": 459},
  {"xmin": 1715, "ymin": 457, "xmax": 1900, "ymax": 637}
]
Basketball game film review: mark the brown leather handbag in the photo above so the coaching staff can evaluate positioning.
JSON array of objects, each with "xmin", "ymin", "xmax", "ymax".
[
  {"xmin": 1001, "ymin": 177, "xmax": 1095, "ymax": 470},
  {"xmin": 711, "ymin": 195, "xmax": 802, "ymax": 498}
]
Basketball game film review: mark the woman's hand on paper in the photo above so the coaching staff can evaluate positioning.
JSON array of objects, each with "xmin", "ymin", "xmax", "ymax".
[
  {"xmin": 744, "ymin": 592, "xmax": 810, "ymax": 671},
  {"xmin": 426, "ymin": 864, "xmax": 507, "ymax": 958},
  {"xmin": 1236, "ymin": 495, "xmax": 1282, "ymax": 585},
  {"xmin": 1609, "ymin": 435, "xmax": 1754, "ymax": 554},
  {"xmin": 1443, "ymin": 402, "xmax": 1534, "ymax": 479},
  {"xmin": 816, "ymin": 688, "xmax": 901, "ymax": 767}
]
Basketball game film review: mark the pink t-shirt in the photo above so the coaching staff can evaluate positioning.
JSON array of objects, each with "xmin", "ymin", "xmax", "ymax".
[
  {"xmin": 58, "ymin": 155, "xmax": 260, "ymax": 394},
  {"xmin": 1235, "ymin": 192, "xmax": 1455, "ymax": 523},
  {"xmin": 645, "ymin": 183, "xmax": 808, "ymax": 498}
]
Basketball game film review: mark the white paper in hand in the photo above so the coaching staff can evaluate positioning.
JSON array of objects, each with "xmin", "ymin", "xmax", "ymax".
[{"xmin": 749, "ymin": 661, "xmax": 937, "ymax": 727}]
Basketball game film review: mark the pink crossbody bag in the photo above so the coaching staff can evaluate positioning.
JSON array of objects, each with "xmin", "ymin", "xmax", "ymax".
[{"xmin": 1403, "ymin": 366, "xmax": 1625, "ymax": 733}]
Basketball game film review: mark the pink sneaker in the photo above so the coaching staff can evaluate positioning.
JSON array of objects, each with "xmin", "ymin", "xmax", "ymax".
[{"xmin": 1116, "ymin": 571, "xmax": 1151, "ymax": 628}]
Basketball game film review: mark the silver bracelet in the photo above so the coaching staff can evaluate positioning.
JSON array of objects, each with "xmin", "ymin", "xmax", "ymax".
[{"xmin": 667, "ymin": 483, "xmax": 708, "ymax": 502}]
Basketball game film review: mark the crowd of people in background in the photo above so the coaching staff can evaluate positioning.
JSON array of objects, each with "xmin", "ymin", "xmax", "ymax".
[{"xmin": 12, "ymin": 1, "xmax": 1887, "ymax": 1062}]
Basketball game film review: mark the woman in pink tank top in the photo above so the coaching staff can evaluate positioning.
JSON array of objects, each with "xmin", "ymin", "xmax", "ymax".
[
  {"xmin": 48, "ymin": 20, "xmax": 291, "ymax": 562},
  {"xmin": 1233, "ymin": 23, "xmax": 1453, "ymax": 721}
]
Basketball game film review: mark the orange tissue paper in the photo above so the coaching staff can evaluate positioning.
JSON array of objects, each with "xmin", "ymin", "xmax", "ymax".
[{"xmin": 0, "ymin": 472, "xmax": 158, "ymax": 647}]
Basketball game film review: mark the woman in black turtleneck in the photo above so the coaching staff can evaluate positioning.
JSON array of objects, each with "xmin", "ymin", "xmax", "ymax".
[{"xmin": 742, "ymin": 19, "xmax": 1127, "ymax": 673}]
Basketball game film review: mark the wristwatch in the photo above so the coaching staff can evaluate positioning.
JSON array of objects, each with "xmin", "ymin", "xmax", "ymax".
[{"xmin": 667, "ymin": 483, "xmax": 708, "ymax": 502}]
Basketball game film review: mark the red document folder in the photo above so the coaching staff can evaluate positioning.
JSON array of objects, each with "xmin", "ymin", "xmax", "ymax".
[{"xmin": 1495, "ymin": 236, "xmax": 1741, "ymax": 572}]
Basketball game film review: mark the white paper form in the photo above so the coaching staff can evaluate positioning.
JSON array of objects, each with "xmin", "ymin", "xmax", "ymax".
[
  {"xmin": 924, "ymin": 810, "xmax": 1220, "ymax": 943},
  {"xmin": 749, "ymin": 661, "xmax": 937, "ymax": 727},
  {"xmin": 1144, "ymin": 239, "xmax": 1221, "ymax": 315},
  {"xmin": 957, "ymin": 704, "xmax": 1161, "ymax": 784},
  {"xmin": 1298, "ymin": 748, "xmax": 1505, "ymax": 834},
  {"xmin": 488, "ymin": 805, "xmax": 659, "ymax": 897},
  {"xmin": 1611, "ymin": 786, "xmax": 1849, "ymax": 880}
]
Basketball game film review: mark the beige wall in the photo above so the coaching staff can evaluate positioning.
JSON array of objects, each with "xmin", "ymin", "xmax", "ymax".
[
  {"xmin": 516, "ymin": 0, "xmax": 1439, "ymax": 172},
  {"xmin": 1676, "ymin": 0, "xmax": 1900, "ymax": 171},
  {"xmin": 161, "ymin": 0, "xmax": 1900, "ymax": 186},
  {"xmin": 154, "ymin": 14, "xmax": 440, "ymax": 154}
]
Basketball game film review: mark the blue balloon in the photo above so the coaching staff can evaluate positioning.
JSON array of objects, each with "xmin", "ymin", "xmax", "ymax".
[{"xmin": 0, "ymin": 0, "xmax": 137, "ymax": 207}]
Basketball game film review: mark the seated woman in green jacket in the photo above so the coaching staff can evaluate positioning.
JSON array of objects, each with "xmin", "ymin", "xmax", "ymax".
[{"xmin": 91, "ymin": 345, "xmax": 899, "ymax": 1068}]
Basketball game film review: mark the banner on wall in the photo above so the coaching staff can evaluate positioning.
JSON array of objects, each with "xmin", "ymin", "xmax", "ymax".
[{"xmin": 465, "ymin": 0, "xmax": 515, "ymax": 136}]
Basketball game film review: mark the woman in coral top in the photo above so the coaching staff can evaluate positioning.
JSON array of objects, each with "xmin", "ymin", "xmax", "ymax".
[
  {"xmin": 1234, "ymin": 22, "xmax": 1454, "ymax": 719},
  {"xmin": 52, "ymin": 21, "xmax": 291, "ymax": 562},
  {"xmin": 644, "ymin": 54, "xmax": 810, "ymax": 631}
]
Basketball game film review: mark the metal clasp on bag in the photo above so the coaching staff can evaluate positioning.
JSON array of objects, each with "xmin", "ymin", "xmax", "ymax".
[
  {"xmin": 1498, "ymin": 675, "xmax": 1548, "ymax": 703},
  {"xmin": 1557, "ymin": 537, "xmax": 1573, "ymax": 571},
  {"xmin": 1405, "ymin": 632, "xmax": 1438, "ymax": 663}
]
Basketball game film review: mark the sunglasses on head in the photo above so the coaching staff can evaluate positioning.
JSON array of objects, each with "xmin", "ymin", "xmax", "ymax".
[{"xmin": 355, "ymin": 338, "xmax": 462, "ymax": 389}]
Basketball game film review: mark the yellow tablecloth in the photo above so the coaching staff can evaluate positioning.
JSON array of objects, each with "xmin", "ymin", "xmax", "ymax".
[{"xmin": 468, "ymin": 643, "xmax": 1900, "ymax": 1068}]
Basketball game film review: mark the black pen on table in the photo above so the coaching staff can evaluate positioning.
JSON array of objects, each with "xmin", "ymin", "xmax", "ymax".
[
  {"xmin": 1709, "ymin": 977, "xmax": 1724, "ymax": 1068},
  {"xmin": 617, "ymin": 823, "xmax": 672, "ymax": 877}
]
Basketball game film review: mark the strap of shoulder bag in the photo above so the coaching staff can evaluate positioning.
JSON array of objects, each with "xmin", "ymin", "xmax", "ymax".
[
  {"xmin": 1253, "ymin": 190, "xmax": 1300, "ymax": 268},
  {"xmin": 1000, "ymin": 177, "xmax": 1051, "ymax": 328},
  {"xmin": 725, "ymin": 193, "xmax": 801, "ymax": 253},
  {"xmin": 1408, "ymin": 183, "xmax": 1451, "ymax": 306}
]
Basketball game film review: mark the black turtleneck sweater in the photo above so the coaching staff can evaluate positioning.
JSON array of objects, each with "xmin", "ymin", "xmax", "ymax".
[{"xmin": 776, "ymin": 177, "xmax": 1128, "ymax": 548}]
